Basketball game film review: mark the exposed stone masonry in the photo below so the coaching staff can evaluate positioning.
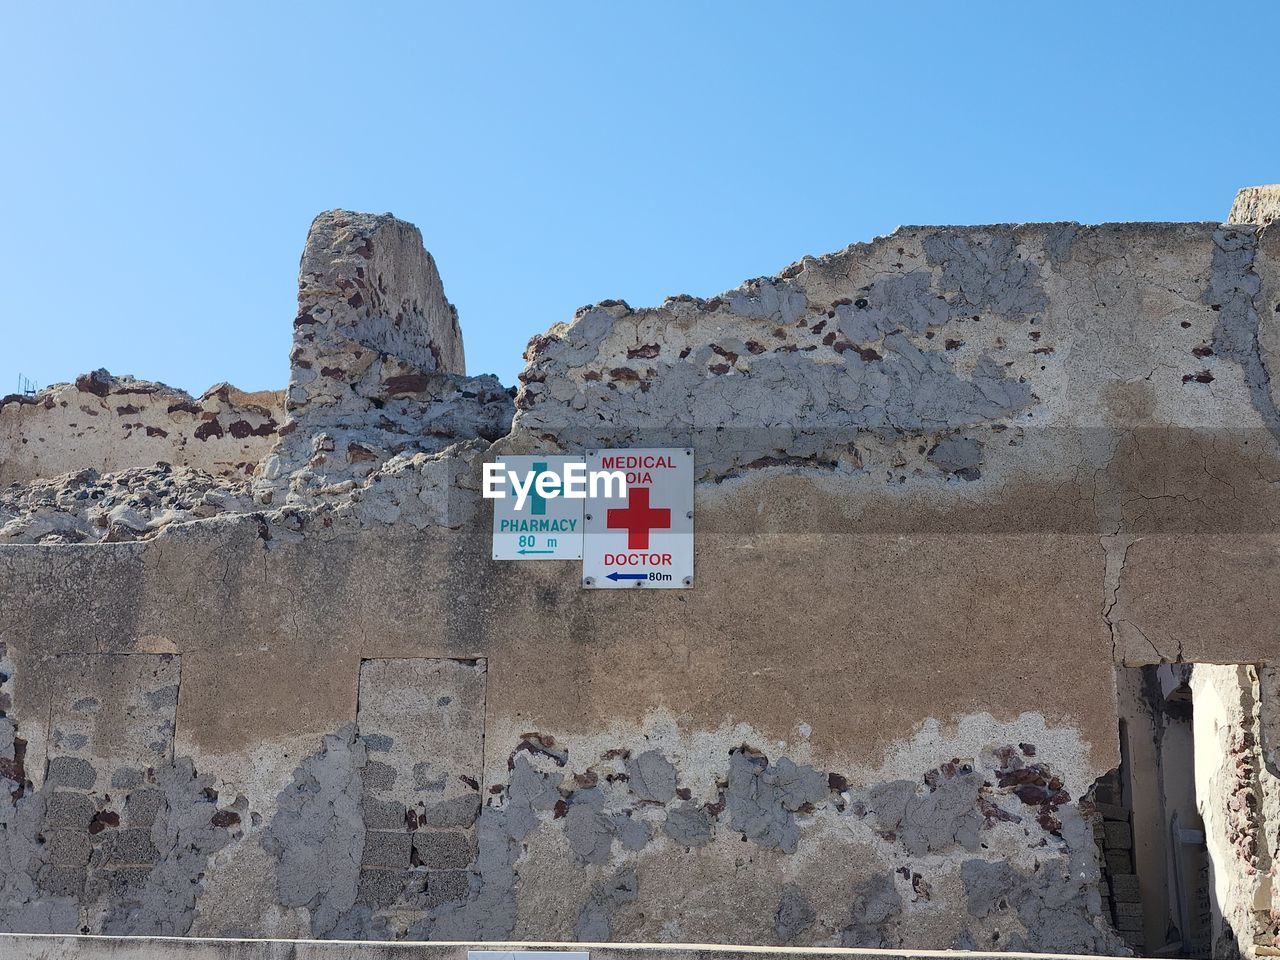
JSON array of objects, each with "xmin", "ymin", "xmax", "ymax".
[
  {"xmin": 0, "ymin": 372, "xmax": 281, "ymax": 487},
  {"xmin": 256, "ymin": 687, "xmax": 1118, "ymax": 949},
  {"xmin": 0, "ymin": 654, "xmax": 243, "ymax": 935},
  {"xmin": 257, "ymin": 210, "xmax": 512, "ymax": 504},
  {"xmin": 1229, "ymin": 185, "xmax": 1280, "ymax": 227},
  {"xmin": 1088, "ymin": 768, "xmax": 1144, "ymax": 951}
]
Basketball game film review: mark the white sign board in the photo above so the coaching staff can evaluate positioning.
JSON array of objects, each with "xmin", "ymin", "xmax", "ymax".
[
  {"xmin": 490, "ymin": 455, "xmax": 584, "ymax": 560},
  {"xmin": 583, "ymin": 447, "xmax": 693, "ymax": 588}
]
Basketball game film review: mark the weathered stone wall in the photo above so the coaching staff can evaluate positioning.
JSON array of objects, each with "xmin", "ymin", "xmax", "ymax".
[
  {"xmin": 1229, "ymin": 185, "xmax": 1280, "ymax": 227},
  {"xmin": 2, "ymin": 190, "xmax": 1280, "ymax": 952},
  {"xmin": 0, "ymin": 463, "xmax": 255, "ymax": 545},
  {"xmin": 0, "ymin": 526, "xmax": 1121, "ymax": 949},
  {"xmin": 0, "ymin": 938, "xmax": 1122, "ymax": 959},
  {"xmin": 258, "ymin": 210, "xmax": 511, "ymax": 504},
  {"xmin": 1191, "ymin": 665, "xmax": 1270, "ymax": 956},
  {"xmin": 0, "ymin": 372, "xmax": 281, "ymax": 487}
]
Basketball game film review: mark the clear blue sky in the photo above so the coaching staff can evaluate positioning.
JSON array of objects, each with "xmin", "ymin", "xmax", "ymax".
[{"xmin": 4, "ymin": 3, "xmax": 1277, "ymax": 395}]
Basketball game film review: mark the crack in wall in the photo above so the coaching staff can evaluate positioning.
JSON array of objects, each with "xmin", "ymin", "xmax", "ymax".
[{"xmin": 1207, "ymin": 226, "xmax": 1280, "ymax": 449}]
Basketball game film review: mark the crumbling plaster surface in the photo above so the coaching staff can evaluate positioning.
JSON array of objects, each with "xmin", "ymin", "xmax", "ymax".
[
  {"xmin": 257, "ymin": 210, "xmax": 511, "ymax": 504},
  {"xmin": 0, "ymin": 372, "xmax": 281, "ymax": 487},
  {"xmin": 1106, "ymin": 215, "xmax": 1280, "ymax": 666},
  {"xmin": 1190, "ymin": 665, "xmax": 1275, "ymax": 957},
  {"xmin": 513, "ymin": 211, "xmax": 1280, "ymax": 668},
  {"xmin": 1230, "ymin": 185, "xmax": 1280, "ymax": 227},
  {"xmin": 3, "ymin": 191, "xmax": 1280, "ymax": 948},
  {"xmin": 0, "ymin": 518, "xmax": 1123, "ymax": 947},
  {"xmin": 515, "ymin": 220, "xmax": 1275, "ymax": 499},
  {"xmin": 480, "ymin": 710, "xmax": 1112, "ymax": 950}
]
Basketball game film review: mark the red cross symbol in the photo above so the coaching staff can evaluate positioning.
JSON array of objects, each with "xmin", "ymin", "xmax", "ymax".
[{"xmin": 607, "ymin": 487, "xmax": 671, "ymax": 550}]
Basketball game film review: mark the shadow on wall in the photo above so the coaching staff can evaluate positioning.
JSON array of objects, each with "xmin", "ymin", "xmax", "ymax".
[{"xmin": 1114, "ymin": 663, "xmax": 1280, "ymax": 959}]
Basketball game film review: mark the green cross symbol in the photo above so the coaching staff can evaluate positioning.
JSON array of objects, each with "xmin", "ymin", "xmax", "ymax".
[{"xmin": 528, "ymin": 461, "xmax": 549, "ymax": 515}]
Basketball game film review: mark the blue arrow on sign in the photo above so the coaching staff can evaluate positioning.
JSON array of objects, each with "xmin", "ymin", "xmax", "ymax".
[{"xmin": 606, "ymin": 572, "xmax": 648, "ymax": 582}]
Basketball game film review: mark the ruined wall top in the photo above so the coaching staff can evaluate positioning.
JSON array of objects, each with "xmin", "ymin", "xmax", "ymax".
[
  {"xmin": 1229, "ymin": 184, "xmax": 1280, "ymax": 226},
  {"xmin": 5, "ymin": 190, "xmax": 1280, "ymax": 550},
  {"xmin": 0, "ymin": 370, "xmax": 281, "ymax": 487},
  {"xmin": 259, "ymin": 210, "xmax": 510, "ymax": 503},
  {"xmin": 290, "ymin": 210, "xmax": 466, "ymax": 395},
  {"xmin": 513, "ymin": 219, "xmax": 1280, "ymax": 505}
]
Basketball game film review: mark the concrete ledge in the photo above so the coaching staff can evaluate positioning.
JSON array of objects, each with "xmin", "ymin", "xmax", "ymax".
[{"xmin": 0, "ymin": 936, "xmax": 1131, "ymax": 960}]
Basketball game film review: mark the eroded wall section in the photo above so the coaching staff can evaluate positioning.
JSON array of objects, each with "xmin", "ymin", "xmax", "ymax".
[{"xmin": 0, "ymin": 372, "xmax": 281, "ymax": 487}]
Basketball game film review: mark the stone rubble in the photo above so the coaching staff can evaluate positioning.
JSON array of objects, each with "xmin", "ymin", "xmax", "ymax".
[
  {"xmin": 0, "ymin": 437, "xmax": 498, "ymax": 546},
  {"xmin": 0, "ymin": 465, "xmax": 256, "ymax": 545}
]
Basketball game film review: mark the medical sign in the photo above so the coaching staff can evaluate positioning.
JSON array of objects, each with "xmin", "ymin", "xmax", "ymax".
[
  {"xmin": 582, "ymin": 448, "xmax": 693, "ymax": 588},
  {"xmin": 488, "ymin": 456, "xmax": 588, "ymax": 560}
]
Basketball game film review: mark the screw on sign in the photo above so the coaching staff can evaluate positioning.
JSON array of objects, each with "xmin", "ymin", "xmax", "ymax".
[{"xmin": 582, "ymin": 448, "xmax": 693, "ymax": 589}]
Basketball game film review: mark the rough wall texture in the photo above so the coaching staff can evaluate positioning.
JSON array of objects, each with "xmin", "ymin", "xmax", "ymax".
[
  {"xmin": 1230, "ymin": 185, "xmax": 1280, "ymax": 226},
  {"xmin": 1191, "ymin": 665, "xmax": 1269, "ymax": 957},
  {"xmin": 3, "ymin": 192, "xmax": 1280, "ymax": 952},
  {"xmin": 0, "ymin": 940, "xmax": 1138, "ymax": 960},
  {"xmin": 0, "ymin": 372, "xmax": 281, "ymax": 487},
  {"xmin": 258, "ymin": 210, "xmax": 511, "ymax": 504},
  {"xmin": 0, "ymin": 463, "xmax": 254, "ymax": 545}
]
